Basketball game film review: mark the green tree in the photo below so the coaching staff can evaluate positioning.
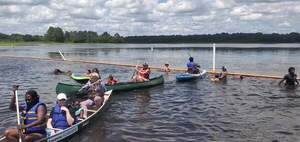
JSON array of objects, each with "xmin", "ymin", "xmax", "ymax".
[{"xmin": 45, "ymin": 26, "xmax": 64, "ymax": 42}]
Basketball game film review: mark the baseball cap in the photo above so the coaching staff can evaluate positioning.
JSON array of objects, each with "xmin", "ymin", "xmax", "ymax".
[{"xmin": 57, "ymin": 93, "xmax": 67, "ymax": 100}]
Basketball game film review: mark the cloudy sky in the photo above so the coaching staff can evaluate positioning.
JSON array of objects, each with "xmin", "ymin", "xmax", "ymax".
[{"xmin": 0, "ymin": 0, "xmax": 299, "ymax": 36}]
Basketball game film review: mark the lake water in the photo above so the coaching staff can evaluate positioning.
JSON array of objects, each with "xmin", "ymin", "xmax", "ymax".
[{"xmin": 0, "ymin": 43, "xmax": 300, "ymax": 142}]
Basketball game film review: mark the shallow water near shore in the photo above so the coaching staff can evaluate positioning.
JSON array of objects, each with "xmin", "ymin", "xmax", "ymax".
[{"xmin": 1, "ymin": 43, "xmax": 300, "ymax": 142}]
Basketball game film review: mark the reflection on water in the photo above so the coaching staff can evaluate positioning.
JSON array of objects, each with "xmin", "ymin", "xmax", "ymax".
[{"xmin": 0, "ymin": 44, "xmax": 300, "ymax": 141}]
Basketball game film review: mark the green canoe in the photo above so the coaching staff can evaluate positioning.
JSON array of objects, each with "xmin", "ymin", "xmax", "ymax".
[
  {"xmin": 56, "ymin": 75, "xmax": 164, "ymax": 95},
  {"xmin": 71, "ymin": 73, "xmax": 90, "ymax": 84}
]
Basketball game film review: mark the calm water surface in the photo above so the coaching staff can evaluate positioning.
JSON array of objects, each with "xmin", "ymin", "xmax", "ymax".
[{"xmin": 1, "ymin": 44, "xmax": 300, "ymax": 142}]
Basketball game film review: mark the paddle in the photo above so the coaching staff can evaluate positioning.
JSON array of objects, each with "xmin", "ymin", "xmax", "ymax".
[
  {"xmin": 187, "ymin": 52, "xmax": 191, "ymax": 58},
  {"xmin": 13, "ymin": 85, "xmax": 22, "ymax": 142},
  {"xmin": 130, "ymin": 61, "xmax": 139, "ymax": 80},
  {"xmin": 58, "ymin": 50, "xmax": 66, "ymax": 61},
  {"xmin": 0, "ymin": 136, "xmax": 5, "ymax": 141}
]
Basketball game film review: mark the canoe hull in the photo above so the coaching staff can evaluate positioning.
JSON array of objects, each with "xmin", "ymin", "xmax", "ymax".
[
  {"xmin": 176, "ymin": 70, "xmax": 206, "ymax": 81},
  {"xmin": 44, "ymin": 90, "xmax": 112, "ymax": 142},
  {"xmin": 56, "ymin": 75, "xmax": 164, "ymax": 96}
]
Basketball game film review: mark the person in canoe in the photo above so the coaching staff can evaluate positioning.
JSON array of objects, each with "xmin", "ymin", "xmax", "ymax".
[
  {"xmin": 279, "ymin": 67, "xmax": 299, "ymax": 89},
  {"xmin": 79, "ymin": 75, "xmax": 106, "ymax": 119},
  {"xmin": 132, "ymin": 63, "xmax": 151, "ymax": 82},
  {"xmin": 162, "ymin": 63, "xmax": 171, "ymax": 72},
  {"xmin": 212, "ymin": 66, "xmax": 228, "ymax": 81},
  {"xmin": 89, "ymin": 68, "xmax": 100, "ymax": 78},
  {"xmin": 47, "ymin": 93, "xmax": 75, "ymax": 135},
  {"xmin": 187, "ymin": 57, "xmax": 200, "ymax": 74},
  {"xmin": 106, "ymin": 74, "xmax": 118, "ymax": 86},
  {"xmin": 70, "ymin": 99, "xmax": 84, "ymax": 122},
  {"xmin": 4, "ymin": 86, "xmax": 47, "ymax": 142}
]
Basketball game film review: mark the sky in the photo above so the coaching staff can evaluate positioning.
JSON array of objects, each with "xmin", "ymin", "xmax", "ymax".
[{"xmin": 0, "ymin": 0, "xmax": 299, "ymax": 36}]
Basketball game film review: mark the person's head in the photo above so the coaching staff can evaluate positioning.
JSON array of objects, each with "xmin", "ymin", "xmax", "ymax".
[
  {"xmin": 143, "ymin": 63, "xmax": 149, "ymax": 69},
  {"xmin": 73, "ymin": 100, "xmax": 80, "ymax": 107},
  {"xmin": 240, "ymin": 75, "xmax": 244, "ymax": 80},
  {"xmin": 87, "ymin": 69, "xmax": 92, "ymax": 74},
  {"xmin": 90, "ymin": 75, "xmax": 100, "ymax": 83},
  {"xmin": 165, "ymin": 63, "xmax": 169, "ymax": 67},
  {"xmin": 57, "ymin": 93, "xmax": 67, "ymax": 106},
  {"xmin": 25, "ymin": 90, "xmax": 39, "ymax": 105},
  {"xmin": 92, "ymin": 68, "xmax": 99, "ymax": 74},
  {"xmin": 189, "ymin": 57, "xmax": 194, "ymax": 62},
  {"xmin": 288, "ymin": 67, "xmax": 295, "ymax": 74},
  {"xmin": 108, "ymin": 74, "xmax": 114, "ymax": 80},
  {"xmin": 222, "ymin": 66, "xmax": 227, "ymax": 72}
]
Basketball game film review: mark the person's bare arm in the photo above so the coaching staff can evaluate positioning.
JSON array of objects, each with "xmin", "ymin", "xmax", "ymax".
[
  {"xmin": 61, "ymin": 106, "xmax": 74, "ymax": 126},
  {"xmin": 47, "ymin": 118, "xmax": 53, "ymax": 129},
  {"xmin": 278, "ymin": 78, "xmax": 285, "ymax": 86}
]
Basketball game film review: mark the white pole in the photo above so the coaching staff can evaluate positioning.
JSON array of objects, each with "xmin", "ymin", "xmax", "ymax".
[
  {"xmin": 213, "ymin": 43, "xmax": 216, "ymax": 72},
  {"xmin": 15, "ymin": 90, "xmax": 22, "ymax": 142},
  {"xmin": 58, "ymin": 50, "xmax": 66, "ymax": 61}
]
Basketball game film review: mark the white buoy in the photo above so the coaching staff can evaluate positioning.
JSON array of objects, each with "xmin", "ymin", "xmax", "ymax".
[{"xmin": 212, "ymin": 43, "xmax": 216, "ymax": 72}]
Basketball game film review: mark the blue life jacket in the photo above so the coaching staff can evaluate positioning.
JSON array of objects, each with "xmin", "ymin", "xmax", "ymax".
[
  {"xmin": 21, "ymin": 102, "xmax": 46, "ymax": 134},
  {"xmin": 51, "ymin": 104, "xmax": 70, "ymax": 130},
  {"xmin": 187, "ymin": 62, "xmax": 196, "ymax": 72}
]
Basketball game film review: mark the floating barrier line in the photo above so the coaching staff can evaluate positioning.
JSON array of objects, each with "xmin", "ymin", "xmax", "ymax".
[{"xmin": 1, "ymin": 55, "xmax": 287, "ymax": 80}]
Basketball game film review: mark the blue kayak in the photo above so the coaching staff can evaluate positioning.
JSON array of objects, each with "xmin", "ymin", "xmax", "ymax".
[{"xmin": 176, "ymin": 70, "xmax": 207, "ymax": 81}]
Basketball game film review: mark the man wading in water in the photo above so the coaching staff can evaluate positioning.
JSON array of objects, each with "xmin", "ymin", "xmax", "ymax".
[{"xmin": 279, "ymin": 67, "xmax": 299, "ymax": 89}]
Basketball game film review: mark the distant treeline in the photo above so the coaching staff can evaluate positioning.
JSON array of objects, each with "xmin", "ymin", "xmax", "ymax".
[
  {"xmin": 1, "ymin": 26, "xmax": 300, "ymax": 43},
  {"xmin": 125, "ymin": 33, "xmax": 300, "ymax": 43},
  {"xmin": 0, "ymin": 26, "xmax": 124, "ymax": 43}
]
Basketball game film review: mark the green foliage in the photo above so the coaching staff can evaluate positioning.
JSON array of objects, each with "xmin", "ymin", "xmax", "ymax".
[
  {"xmin": 125, "ymin": 33, "xmax": 300, "ymax": 43},
  {"xmin": 1, "ymin": 26, "xmax": 300, "ymax": 44},
  {"xmin": 45, "ymin": 26, "xmax": 64, "ymax": 42}
]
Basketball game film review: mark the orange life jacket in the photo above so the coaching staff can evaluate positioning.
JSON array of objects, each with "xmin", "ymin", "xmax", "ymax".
[{"xmin": 138, "ymin": 68, "xmax": 150, "ymax": 79}]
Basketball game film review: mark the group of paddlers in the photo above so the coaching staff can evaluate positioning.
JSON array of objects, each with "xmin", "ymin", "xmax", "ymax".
[
  {"xmin": 4, "ymin": 86, "xmax": 76, "ymax": 142},
  {"xmin": 3, "ymin": 68, "xmax": 108, "ymax": 142},
  {"xmin": 2, "ymin": 64, "xmax": 154, "ymax": 142},
  {"xmin": 3, "ymin": 57, "xmax": 299, "ymax": 142}
]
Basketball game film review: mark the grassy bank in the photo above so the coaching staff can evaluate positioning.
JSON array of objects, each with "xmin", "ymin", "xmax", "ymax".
[
  {"xmin": 0, "ymin": 41, "xmax": 63, "ymax": 46},
  {"xmin": 0, "ymin": 41, "xmax": 41, "ymax": 46}
]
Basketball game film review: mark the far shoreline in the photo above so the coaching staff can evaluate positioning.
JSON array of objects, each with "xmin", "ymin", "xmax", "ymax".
[{"xmin": 1, "ymin": 41, "xmax": 300, "ymax": 49}]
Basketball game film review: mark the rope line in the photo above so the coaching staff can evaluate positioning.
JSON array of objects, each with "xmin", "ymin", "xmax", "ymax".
[{"xmin": 1, "ymin": 55, "xmax": 287, "ymax": 79}]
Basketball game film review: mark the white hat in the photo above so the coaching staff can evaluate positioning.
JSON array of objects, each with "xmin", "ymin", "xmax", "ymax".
[{"xmin": 57, "ymin": 93, "xmax": 67, "ymax": 100}]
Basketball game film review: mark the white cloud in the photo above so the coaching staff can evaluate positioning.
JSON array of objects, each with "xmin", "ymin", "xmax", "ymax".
[
  {"xmin": 230, "ymin": 5, "xmax": 263, "ymax": 20},
  {"xmin": 156, "ymin": 0, "xmax": 196, "ymax": 13},
  {"xmin": 214, "ymin": 0, "xmax": 235, "ymax": 9},
  {"xmin": 0, "ymin": 0, "xmax": 300, "ymax": 35},
  {"xmin": 25, "ymin": 5, "xmax": 56, "ymax": 22},
  {"xmin": 279, "ymin": 21, "xmax": 291, "ymax": 27},
  {"xmin": 0, "ymin": 0, "xmax": 48, "ymax": 5}
]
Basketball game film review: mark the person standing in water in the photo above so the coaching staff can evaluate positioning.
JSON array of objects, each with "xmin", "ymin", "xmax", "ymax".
[
  {"xmin": 162, "ymin": 63, "xmax": 171, "ymax": 72},
  {"xmin": 279, "ymin": 67, "xmax": 299, "ymax": 88},
  {"xmin": 215, "ymin": 66, "xmax": 228, "ymax": 80}
]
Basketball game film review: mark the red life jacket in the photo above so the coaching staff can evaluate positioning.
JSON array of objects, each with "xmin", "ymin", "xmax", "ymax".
[
  {"xmin": 106, "ymin": 79, "xmax": 118, "ymax": 85},
  {"xmin": 138, "ymin": 68, "xmax": 150, "ymax": 79}
]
